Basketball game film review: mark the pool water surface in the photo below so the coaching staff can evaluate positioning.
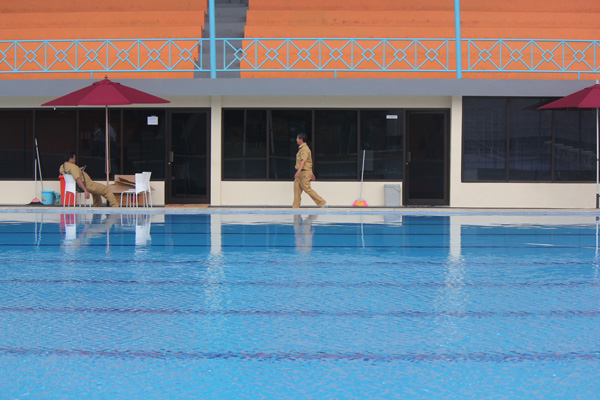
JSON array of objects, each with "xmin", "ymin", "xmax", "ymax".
[{"xmin": 0, "ymin": 212, "xmax": 599, "ymax": 399}]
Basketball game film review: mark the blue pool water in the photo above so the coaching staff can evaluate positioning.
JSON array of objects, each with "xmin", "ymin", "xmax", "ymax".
[{"xmin": 0, "ymin": 211, "xmax": 599, "ymax": 399}]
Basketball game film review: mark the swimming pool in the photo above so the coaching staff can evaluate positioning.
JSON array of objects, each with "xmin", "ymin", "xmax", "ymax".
[{"xmin": 0, "ymin": 211, "xmax": 599, "ymax": 399}]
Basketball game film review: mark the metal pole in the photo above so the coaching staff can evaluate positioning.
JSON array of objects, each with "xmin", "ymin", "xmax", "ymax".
[
  {"xmin": 360, "ymin": 150, "xmax": 365, "ymax": 199},
  {"xmin": 454, "ymin": 0, "xmax": 462, "ymax": 79},
  {"xmin": 209, "ymin": 0, "xmax": 217, "ymax": 79},
  {"xmin": 35, "ymin": 138, "xmax": 44, "ymax": 192},
  {"xmin": 596, "ymin": 107, "xmax": 599, "ymax": 208},
  {"xmin": 34, "ymin": 158, "xmax": 38, "ymax": 199},
  {"xmin": 106, "ymin": 106, "xmax": 110, "ymax": 187}
]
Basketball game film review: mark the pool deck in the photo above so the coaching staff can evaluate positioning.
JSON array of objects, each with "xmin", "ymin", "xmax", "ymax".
[{"xmin": 2, "ymin": 205, "xmax": 600, "ymax": 216}]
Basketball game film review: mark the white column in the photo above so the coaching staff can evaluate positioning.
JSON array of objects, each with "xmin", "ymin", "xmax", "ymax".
[
  {"xmin": 210, "ymin": 95, "xmax": 222, "ymax": 205},
  {"xmin": 449, "ymin": 95, "xmax": 463, "ymax": 207}
]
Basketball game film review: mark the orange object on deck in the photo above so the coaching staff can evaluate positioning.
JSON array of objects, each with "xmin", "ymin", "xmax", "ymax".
[{"xmin": 59, "ymin": 175, "xmax": 74, "ymax": 206}]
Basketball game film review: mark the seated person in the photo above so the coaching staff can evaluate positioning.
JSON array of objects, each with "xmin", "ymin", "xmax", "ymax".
[{"xmin": 59, "ymin": 152, "xmax": 118, "ymax": 207}]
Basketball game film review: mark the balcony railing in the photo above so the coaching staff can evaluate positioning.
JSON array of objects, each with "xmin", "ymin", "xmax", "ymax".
[{"xmin": 0, "ymin": 38, "xmax": 598, "ymax": 79}]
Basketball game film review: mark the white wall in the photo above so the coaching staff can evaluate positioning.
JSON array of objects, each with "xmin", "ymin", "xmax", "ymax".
[
  {"xmin": 220, "ymin": 181, "xmax": 402, "ymax": 207},
  {"xmin": 1, "ymin": 180, "xmax": 165, "ymax": 206},
  {"xmin": 450, "ymin": 182, "xmax": 596, "ymax": 208}
]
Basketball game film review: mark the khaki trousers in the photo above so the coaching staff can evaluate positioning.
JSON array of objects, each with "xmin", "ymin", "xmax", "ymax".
[
  {"xmin": 86, "ymin": 180, "xmax": 119, "ymax": 207},
  {"xmin": 293, "ymin": 170, "xmax": 325, "ymax": 208}
]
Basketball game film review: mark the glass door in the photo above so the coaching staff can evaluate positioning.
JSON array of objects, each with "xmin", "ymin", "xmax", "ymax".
[
  {"xmin": 166, "ymin": 111, "xmax": 210, "ymax": 204},
  {"xmin": 404, "ymin": 110, "xmax": 449, "ymax": 206}
]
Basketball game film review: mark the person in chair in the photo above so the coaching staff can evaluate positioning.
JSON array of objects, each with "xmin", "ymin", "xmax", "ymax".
[{"xmin": 59, "ymin": 152, "xmax": 118, "ymax": 207}]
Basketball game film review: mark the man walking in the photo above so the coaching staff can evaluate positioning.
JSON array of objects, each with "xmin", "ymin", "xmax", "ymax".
[{"xmin": 293, "ymin": 133, "xmax": 327, "ymax": 208}]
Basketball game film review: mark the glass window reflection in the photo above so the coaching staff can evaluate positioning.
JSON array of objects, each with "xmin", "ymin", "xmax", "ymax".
[
  {"xmin": 360, "ymin": 110, "xmax": 403, "ymax": 180},
  {"xmin": 0, "ymin": 110, "xmax": 33, "ymax": 179},
  {"xmin": 269, "ymin": 110, "xmax": 312, "ymax": 180},
  {"xmin": 222, "ymin": 109, "xmax": 267, "ymax": 179},
  {"xmin": 314, "ymin": 110, "xmax": 358, "ymax": 179}
]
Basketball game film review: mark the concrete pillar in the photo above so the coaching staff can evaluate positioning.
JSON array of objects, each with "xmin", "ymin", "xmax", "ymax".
[
  {"xmin": 210, "ymin": 95, "xmax": 222, "ymax": 205},
  {"xmin": 449, "ymin": 95, "xmax": 463, "ymax": 207}
]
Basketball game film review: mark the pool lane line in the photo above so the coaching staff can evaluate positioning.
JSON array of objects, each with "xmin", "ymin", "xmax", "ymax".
[
  {"xmin": 1, "ymin": 346, "xmax": 599, "ymax": 362},
  {"xmin": 0, "ymin": 257, "xmax": 595, "ymax": 267},
  {"xmin": 1, "ymin": 278, "xmax": 599, "ymax": 288},
  {"xmin": 1, "ymin": 307, "xmax": 599, "ymax": 318}
]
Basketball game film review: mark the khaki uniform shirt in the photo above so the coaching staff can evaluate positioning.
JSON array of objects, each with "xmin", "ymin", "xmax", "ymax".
[
  {"xmin": 295, "ymin": 143, "xmax": 313, "ymax": 171},
  {"xmin": 59, "ymin": 162, "xmax": 87, "ymax": 187}
]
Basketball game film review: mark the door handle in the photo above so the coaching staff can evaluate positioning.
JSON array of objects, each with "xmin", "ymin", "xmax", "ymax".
[
  {"xmin": 406, "ymin": 151, "xmax": 411, "ymax": 164},
  {"xmin": 168, "ymin": 151, "xmax": 174, "ymax": 163}
]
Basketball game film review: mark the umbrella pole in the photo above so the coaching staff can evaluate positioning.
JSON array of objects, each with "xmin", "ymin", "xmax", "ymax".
[
  {"xmin": 105, "ymin": 106, "xmax": 110, "ymax": 187},
  {"xmin": 597, "ymin": 107, "xmax": 599, "ymax": 208}
]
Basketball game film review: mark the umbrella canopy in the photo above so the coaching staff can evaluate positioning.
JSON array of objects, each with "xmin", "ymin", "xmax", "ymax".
[
  {"xmin": 42, "ymin": 78, "xmax": 170, "ymax": 185},
  {"xmin": 42, "ymin": 78, "xmax": 170, "ymax": 107},
  {"xmin": 538, "ymin": 83, "xmax": 600, "ymax": 207},
  {"xmin": 538, "ymin": 84, "xmax": 600, "ymax": 110}
]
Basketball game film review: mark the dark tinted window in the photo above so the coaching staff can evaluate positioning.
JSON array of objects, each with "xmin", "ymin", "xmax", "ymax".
[
  {"xmin": 222, "ymin": 109, "xmax": 267, "ymax": 179},
  {"xmin": 36, "ymin": 109, "xmax": 77, "ymax": 180},
  {"xmin": 269, "ymin": 110, "xmax": 312, "ymax": 180},
  {"xmin": 121, "ymin": 110, "xmax": 166, "ymax": 179},
  {"xmin": 360, "ymin": 110, "xmax": 403, "ymax": 180},
  {"xmin": 508, "ymin": 98, "xmax": 552, "ymax": 181},
  {"xmin": 553, "ymin": 110, "xmax": 595, "ymax": 181},
  {"xmin": 0, "ymin": 110, "xmax": 33, "ymax": 179},
  {"xmin": 222, "ymin": 108, "xmax": 406, "ymax": 181},
  {"xmin": 78, "ymin": 109, "xmax": 121, "ymax": 179},
  {"xmin": 462, "ymin": 97, "xmax": 507, "ymax": 181},
  {"xmin": 314, "ymin": 110, "xmax": 358, "ymax": 179},
  {"xmin": 463, "ymin": 97, "xmax": 596, "ymax": 182}
]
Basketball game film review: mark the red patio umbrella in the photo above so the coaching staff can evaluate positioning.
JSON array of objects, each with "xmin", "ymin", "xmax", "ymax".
[
  {"xmin": 538, "ymin": 83, "xmax": 600, "ymax": 207},
  {"xmin": 42, "ymin": 78, "xmax": 170, "ymax": 186}
]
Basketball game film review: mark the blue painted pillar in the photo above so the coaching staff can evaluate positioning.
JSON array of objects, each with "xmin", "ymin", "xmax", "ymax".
[
  {"xmin": 209, "ymin": 0, "xmax": 217, "ymax": 78},
  {"xmin": 454, "ymin": 0, "xmax": 462, "ymax": 79}
]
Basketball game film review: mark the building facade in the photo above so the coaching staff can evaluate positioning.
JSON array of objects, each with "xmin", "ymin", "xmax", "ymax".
[{"xmin": 0, "ymin": 0, "xmax": 598, "ymax": 208}]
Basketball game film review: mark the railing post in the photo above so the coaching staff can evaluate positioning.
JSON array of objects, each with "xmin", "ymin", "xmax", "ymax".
[
  {"xmin": 454, "ymin": 0, "xmax": 462, "ymax": 79},
  {"xmin": 209, "ymin": 0, "xmax": 217, "ymax": 78}
]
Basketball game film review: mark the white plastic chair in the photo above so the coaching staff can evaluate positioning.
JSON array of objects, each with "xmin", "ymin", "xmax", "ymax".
[
  {"xmin": 120, "ymin": 173, "xmax": 151, "ymax": 207},
  {"xmin": 62, "ymin": 174, "xmax": 91, "ymax": 207},
  {"xmin": 142, "ymin": 171, "xmax": 152, "ymax": 207}
]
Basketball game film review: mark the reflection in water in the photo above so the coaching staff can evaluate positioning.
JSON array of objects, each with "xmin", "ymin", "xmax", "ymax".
[
  {"xmin": 294, "ymin": 214, "xmax": 317, "ymax": 252},
  {"xmin": 594, "ymin": 215, "xmax": 600, "ymax": 281},
  {"xmin": 60, "ymin": 213, "xmax": 152, "ymax": 248},
  {"xmin": 33, "ymin": 213, "xmax": 45, "ymax": 246},
  {"xmin": 204, "ymin": 252, "xmax": 227, "ymax": 309},
  {"xmin": 432, "ymin": 255, "xmax": 469, "ymax": 346},
  {"xmin": 61, "ymin": 214, "xmax": 120, "ymax": 252},
  {"xmin": 121, "ymin": 214, "xmax": 152, "ymax": 247},
  {"xmin": 432, "ymin": 216, "xmax": 467, "ymax": 344},
  {"xmin": 60, "ymin": 213, "xmax": 91, "ymax": 247},
  {"xmin": 121, "ymin": 214, "xmax": 152, "ymax": 246},
  {"xmin": 596, "ymin": 216, "xmax": 600, "ymax": 259}
]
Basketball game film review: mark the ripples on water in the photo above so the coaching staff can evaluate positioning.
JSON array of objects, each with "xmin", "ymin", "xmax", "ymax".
[{"xmin": 0, "ymin": 213, "xmax": 599, "ymax": 399}]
